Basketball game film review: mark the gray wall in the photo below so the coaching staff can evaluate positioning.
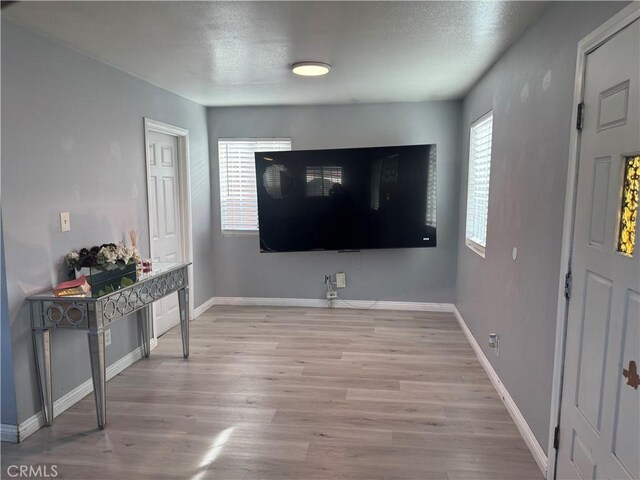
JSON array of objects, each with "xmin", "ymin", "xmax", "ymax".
[
  {"xmin": 456, "ymin": 1, "xmax": 629, "ymax": 453},
  {"xmin": 1, "ymin": 219, "xmax": 18, "ymax": 426},
  {"xmin": 208, "ymin": 102, "xmax": 461, "ymax": 302},
  {"xmin": 1, "ymin": 19, "xmax": 213, "ymax": 423}
]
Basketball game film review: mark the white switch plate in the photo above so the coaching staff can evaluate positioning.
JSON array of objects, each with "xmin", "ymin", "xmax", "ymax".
[
  {"xmin": 104, "ymin": 329, "xmax": 112, "ymax": 347},
  {"xmin": 60, "ymin": 212, "xmax": 71, "ymax": 232},
  {"xmin": 336, "ymin": 272, "xmax": 346, "ymax": 288}
]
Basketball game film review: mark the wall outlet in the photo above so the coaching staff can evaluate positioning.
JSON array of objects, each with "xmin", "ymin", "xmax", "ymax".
[
  {"xmin": 488, "ymin": 333, "xmax": 499, "ymax": 357},
  {"xmin": 336, "ymin": 272, "xmax": 346, "ymax": 288},
  {"xmin": 104, "ymin": 329, "xmax": 112, "ymax": 347},
  {"xmin": 327, "ymin": 291, "xmax": 338, "ymax": 300},
  {"xmin": 60, "ymin": 212, "xmax": 71, "ymax": 232}
]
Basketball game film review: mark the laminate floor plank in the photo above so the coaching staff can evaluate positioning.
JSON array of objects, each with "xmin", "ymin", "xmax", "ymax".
[
  {"xmin": 112, "ymin": 372, "xmax": 401, "ymax": 391},
  {"xmin": 1, "ymin": 305, "xmax": 542, "ymax": 479}
]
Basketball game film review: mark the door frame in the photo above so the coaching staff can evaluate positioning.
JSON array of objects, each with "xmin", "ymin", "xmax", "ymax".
[
  {"xmin": 143, "ymin": 117, "xmax": 194, "ymax": 349},
  {"xmin": 547, "ymin": 4, "xmax": 639, "ymax": 479}
]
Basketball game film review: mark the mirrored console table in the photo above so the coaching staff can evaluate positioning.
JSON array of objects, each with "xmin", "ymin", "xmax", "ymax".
[{"xmin": 27, "ymin": 262, "xmax": 191, "ymax": 430}]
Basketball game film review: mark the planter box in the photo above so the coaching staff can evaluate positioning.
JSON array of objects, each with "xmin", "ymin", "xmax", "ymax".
[{"xmin": 76, "ymin": 263, "xmax": 137, "ymax": 297}]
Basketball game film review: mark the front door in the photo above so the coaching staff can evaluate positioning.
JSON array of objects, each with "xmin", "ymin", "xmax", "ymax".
[
  {"xmin": 556, "ymin": 19, "xmax": 639, "ymax": 480},
  {"xmin": 148, "ymin": 130, "xmax": 183, "ymax": 337}
]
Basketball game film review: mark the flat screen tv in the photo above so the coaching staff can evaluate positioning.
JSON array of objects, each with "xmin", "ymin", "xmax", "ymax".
[{"xmin": 255, "ymin": 144, "xmax": 437, "ymax": 253}]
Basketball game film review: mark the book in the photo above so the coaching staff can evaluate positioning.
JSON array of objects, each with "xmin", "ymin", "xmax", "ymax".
[{"xmin": 53, "ymin": 276, "xmax": 91, "ymax": 297}]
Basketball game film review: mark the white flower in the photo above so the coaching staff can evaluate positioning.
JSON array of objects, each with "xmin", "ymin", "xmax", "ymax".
[
  {"xmin": 116, "ymin": 244, "xmax": 134, "ymax": 264},
  {"xmin": 97, "ymin": 246, "xmax": 117, "ymax": 265},
  {"xmin": 65, "ymin": 251, "xmax": 80, "ymax": 269}
]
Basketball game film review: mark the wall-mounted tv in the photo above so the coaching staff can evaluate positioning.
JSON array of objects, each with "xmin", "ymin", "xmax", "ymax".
[{"xmin": 255, "ymin": 144, "xmax": 437, "ymax": 253}]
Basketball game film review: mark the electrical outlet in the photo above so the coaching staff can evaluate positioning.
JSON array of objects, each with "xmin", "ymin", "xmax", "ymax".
[
  {"xmin": 60, "ymin": 212, "xmax": 71, "ymax": 232},
  {"xmin": 336, "ymin": 272, "xmax": 346, "ymax": 288},
  {"xmin": 104, "ymin": 329, "xmax": 112, "ymax": 347},
  {"xmin": 488, "ymin": 333, "xmax": 499, "ymax": 357}
]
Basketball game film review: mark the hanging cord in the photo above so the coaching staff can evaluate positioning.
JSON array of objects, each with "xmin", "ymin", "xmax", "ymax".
[
  {"xmin": 324, "ymin": 275, "xmax": 336, "ymax": 295},
  {"xmin": 335, "ymin": 295, "xmax": 379, "ymax": 309}
]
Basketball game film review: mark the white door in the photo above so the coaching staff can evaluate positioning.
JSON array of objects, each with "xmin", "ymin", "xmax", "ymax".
[
  {"xmin": 148, "ymin": 130, "xmax": 183, "ymax": 337},
  {"xmin": 557, "ymin": 19, "xmax": 639, "ymax": 480}
]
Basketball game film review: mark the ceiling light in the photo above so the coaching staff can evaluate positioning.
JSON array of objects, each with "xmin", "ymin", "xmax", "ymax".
[{"xmin": 291, "ymin": 62, "xmax": 331, "ymax": 76}]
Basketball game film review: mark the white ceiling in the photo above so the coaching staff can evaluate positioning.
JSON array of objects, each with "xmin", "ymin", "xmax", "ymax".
[{"xmin": 3, "ymin": 1, "xmax": 547, "ymax": 107}]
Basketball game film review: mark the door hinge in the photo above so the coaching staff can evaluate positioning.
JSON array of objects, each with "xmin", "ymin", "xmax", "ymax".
[
  {"xmin": 554, "ymin": 426, "xmax": 560, "ymax": 450},
  {"xmin": 576, "ymin": 102, "xmax": 585, "ymax": 131},
  {"xmin": 564, "ymin": 271, "xmax": 572, "ymax": 300}
]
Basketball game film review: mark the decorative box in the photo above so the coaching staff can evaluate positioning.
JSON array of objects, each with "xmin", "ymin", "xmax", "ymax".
[{"xmin": 76, "ymin": 263, "xmax": 137, "ymax": 297}]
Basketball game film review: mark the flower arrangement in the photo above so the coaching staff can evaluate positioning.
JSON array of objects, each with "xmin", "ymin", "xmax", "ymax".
[
  {"xmin": 65, "ymin": 243, "xmax": 137, "ymax": 271},
  {"xmin": 63, "ymin": 234, "xmax": 142, "ymax": 297}
]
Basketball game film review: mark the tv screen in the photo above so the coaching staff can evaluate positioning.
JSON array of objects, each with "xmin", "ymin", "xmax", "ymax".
[{"xmin": 255, "ymin": 144, "xmax": 437, "ymax": 253}]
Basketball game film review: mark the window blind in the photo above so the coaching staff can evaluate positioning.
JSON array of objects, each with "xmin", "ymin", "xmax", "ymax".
[
  {"xmin": 465, "ymin": 113, "xmax": 493, "ymax": 254},
  {"xmin": 218, "ymin": 138, "xmax": 291, "ymax": 232}
]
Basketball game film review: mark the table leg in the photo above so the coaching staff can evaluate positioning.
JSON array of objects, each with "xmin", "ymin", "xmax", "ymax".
[
  {"xmin": 33, "ymin": 329, "xmax": 53, "ymax": 426},
  {"xmin": 139, "ymin": 307, "xmax": 151, "ymax": 358},
  {"xmin": 178, "ymin": 287, "xmax": 190, "ymax": 358},
  {"xmin": 87, "ymin": 331, "xmax": 107, "ymax": 429}
]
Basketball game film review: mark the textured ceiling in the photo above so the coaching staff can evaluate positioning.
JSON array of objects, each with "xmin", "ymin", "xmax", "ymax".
[{"xmin": 3, "ymin": 1, "xmax": 547, "ymax": 106}]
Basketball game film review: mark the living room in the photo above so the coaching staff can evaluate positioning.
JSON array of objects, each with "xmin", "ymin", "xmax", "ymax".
[{"xmin": 1, "ymin": 2, "xmax": 638, "ymax": 479}]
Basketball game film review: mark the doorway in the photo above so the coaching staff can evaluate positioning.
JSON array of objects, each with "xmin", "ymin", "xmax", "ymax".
[
  {"xmin": 549, "ymin": 5, "xmax": 639, "ymax": 479},
  {"xmin": 144, "ymin": 118, "xmax": 194, "ymax": 347}
]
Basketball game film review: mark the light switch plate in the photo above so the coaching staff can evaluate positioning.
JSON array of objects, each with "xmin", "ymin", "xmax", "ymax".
[
  {"xmin": 104, "ymin": 329, "xmax": 112, "ymax": 347},
  {"xmin": 336, "ymin": 272, "xmax": 346, "ymax": 288},
  {"xmin": 60, "ymin": 212, "xmax": 71, "ymax": 232}
]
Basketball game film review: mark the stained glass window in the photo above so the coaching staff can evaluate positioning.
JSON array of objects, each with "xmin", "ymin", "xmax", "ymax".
[{"xmin": 617, "ymin": 155, "xmax": 639, "ymax": 256}]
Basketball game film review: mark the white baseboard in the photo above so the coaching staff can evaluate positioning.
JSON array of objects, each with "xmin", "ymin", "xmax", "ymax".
[
  {"xmin": 12, "ymin": 346, "xmax": 144, "ymax": 443},
  {"xmin": 193, "ymin": 296, "xmax": 217, "ymax": 318},
  {"xmin": 452, "ymin": 306, "xmax": 548, "ymax": 475},
  {"xmin": 211, "ymin": 296, "xmax": 455, "ymax": 312}
]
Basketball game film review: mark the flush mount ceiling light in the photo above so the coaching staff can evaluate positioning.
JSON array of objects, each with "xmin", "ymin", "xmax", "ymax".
[{"xmin": 291, "ymin": 62, "xmax": 331, "ymax": 76}]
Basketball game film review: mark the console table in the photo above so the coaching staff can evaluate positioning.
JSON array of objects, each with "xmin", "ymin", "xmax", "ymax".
[{"xmin": 27, "ymin": 262, "xmax": 191, "ymax": 430}]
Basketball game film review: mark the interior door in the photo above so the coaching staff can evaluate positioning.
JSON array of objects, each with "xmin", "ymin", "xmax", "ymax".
[
  {"xmin": 556, "ymin": 19, "xmax": 639, "ymax": 480},
  {"xmin": 148, "ymin": 130, "xmax": 183, "ymax": 337}
]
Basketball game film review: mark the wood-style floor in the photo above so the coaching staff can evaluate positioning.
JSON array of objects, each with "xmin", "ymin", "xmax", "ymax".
[{"xmin": 2, "ymin": 306, "xmax": 543, "ymax": 479}]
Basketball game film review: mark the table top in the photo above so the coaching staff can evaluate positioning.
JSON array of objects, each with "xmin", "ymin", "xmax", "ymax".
[{"xmin": 27, "ymin": 262, "xmax": 190, "ymax": 302}]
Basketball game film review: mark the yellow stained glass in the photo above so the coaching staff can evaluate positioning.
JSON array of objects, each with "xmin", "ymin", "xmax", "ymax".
[{"xmin": 618, "ymin": 155, "xmax": 639, "ymax": 256}]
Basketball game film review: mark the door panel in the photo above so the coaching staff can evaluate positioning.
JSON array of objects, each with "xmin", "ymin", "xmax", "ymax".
[
  {"xmin": 557, "ymin": 19, "xmax": 639, "ymax": 480},
  {"xmin": 150, "ymin": 175, "xmax": 159, "ymax": 240},
  {"xmin": 575, "ymin": 271, "xmax": 612, "ymax": 433},
  {"xmin": 148, "ymin": 130, "xmax": 183, "ymax": 337},
  {"xmin": 588, "ymin": 157, "xmax": 610, "ymax": 247},
  {"xmin": 162, "ymin": 176, "xmax": 177, "ymax": 237},
  {"xmin": 570, "ymin": 431, "xmax": 596, "ymax": 479},
  {"xmin": 611, "ymin": 290, "xmax": 639, "ymax": 479}
]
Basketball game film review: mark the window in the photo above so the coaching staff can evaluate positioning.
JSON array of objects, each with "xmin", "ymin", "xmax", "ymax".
[
  {"xmin": 617, "ymin": 155, "xmax": 639, "ymax": 256},
  {"xmin": 465, "ymin": 112, "xmax": 493, "ymax": 257},
  {"xmin": 218, "ymin": 138, "xmax": 291, "ymax": 233}
]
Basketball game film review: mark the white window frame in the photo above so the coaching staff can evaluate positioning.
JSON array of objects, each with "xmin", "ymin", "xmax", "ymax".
[
  {"xmin": 218, "ymin": 138, "xmax": 292, "ymax": 235},
  {"xmin": 465, "ymin": 111, "xmax": 494, "ymax": 258}
]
